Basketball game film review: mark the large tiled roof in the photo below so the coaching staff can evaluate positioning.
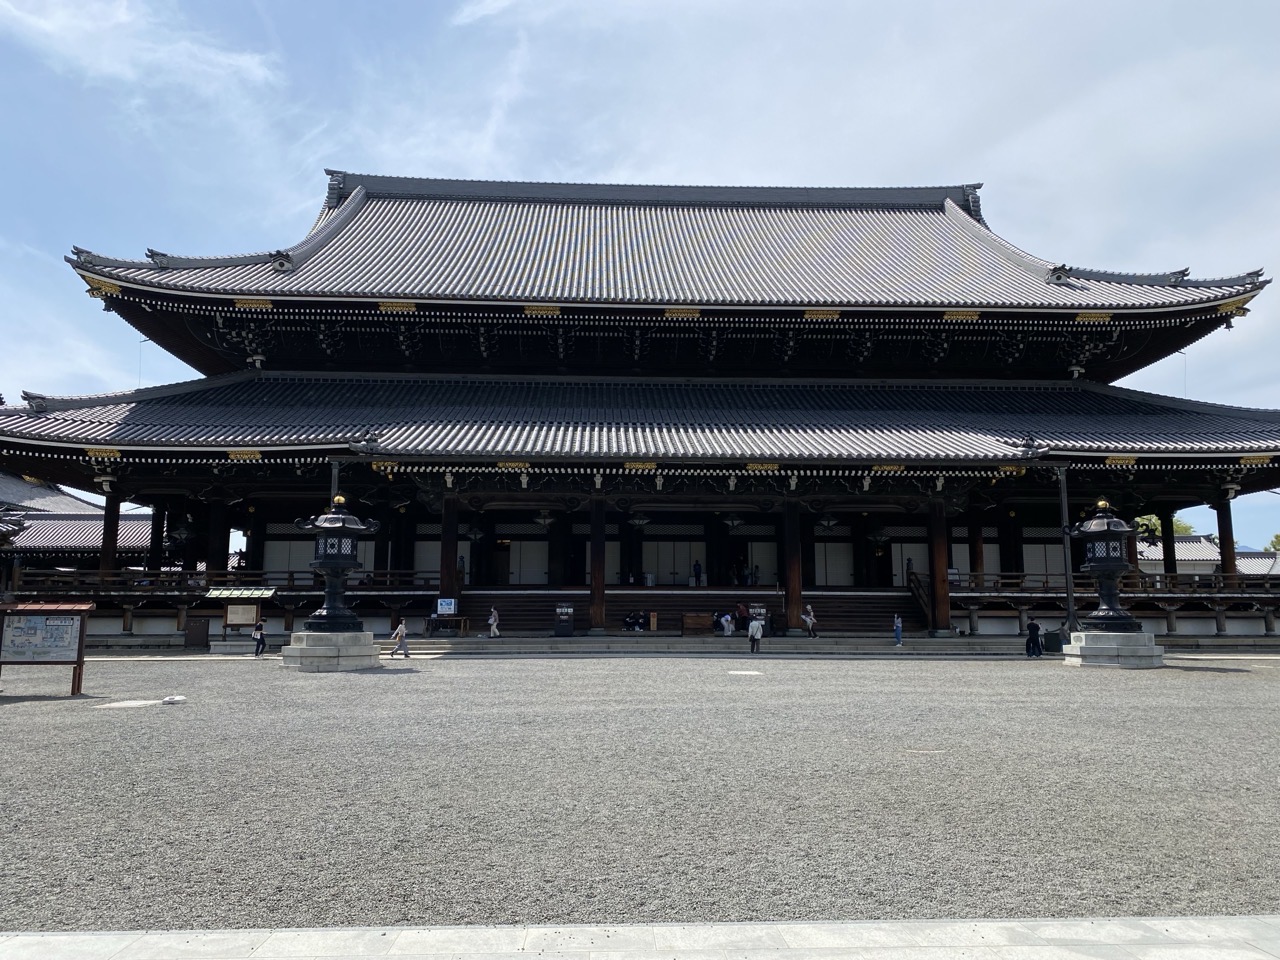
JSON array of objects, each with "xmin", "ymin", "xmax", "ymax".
[
  {"xmin": 0, "ymin": 470, "xmax": 100, "ymax": 512},
  {"xmin": 4, "ymin": 373, "xmax": 1280, "ymax": 463},
  {"xmin": 5, "ymin": 513, "xmax": 151, "ymax": 552},
  {"xmin": 67, "ymin": 172, "xmax": 1266, "ymax": 310}
]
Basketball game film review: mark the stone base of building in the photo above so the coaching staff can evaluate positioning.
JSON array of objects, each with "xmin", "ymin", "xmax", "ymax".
[
  {"xmin": 210, "ymin": 640, "xmax": 257, "ymax": 655},
  {"xmin": 281, "ymin": 631, "xmax": 382, "ymax": 672},
  {"xmin": 1064, "ymin": 631, "xmax": 1164, "ymax": 669}
]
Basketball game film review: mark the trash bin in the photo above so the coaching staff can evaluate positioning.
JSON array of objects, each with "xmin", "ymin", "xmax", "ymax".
[
  {"xmin": 554, "ymin": 604, "xmax": 574, "ymax": 637},
  {"xmin": 1042, "ymin": 629, "xmax": 1063, "ymax": 654}
]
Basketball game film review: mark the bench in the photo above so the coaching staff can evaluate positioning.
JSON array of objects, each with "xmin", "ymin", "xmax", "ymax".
[{"xmin": 681, "ymin": 612, "xmax": 717, "ymax": 636}]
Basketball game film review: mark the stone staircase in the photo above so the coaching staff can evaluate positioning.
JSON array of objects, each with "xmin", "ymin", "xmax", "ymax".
[{"xmin": 378, "ymin": 633, "xmax": 1023, "ymax": 657}]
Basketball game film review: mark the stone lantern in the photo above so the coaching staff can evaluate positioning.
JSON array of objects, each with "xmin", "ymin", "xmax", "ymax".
[
  {"xmin": 1071, "ymin": 499, "xmax": 1141, "ymax": 633},
  {"xmin": 282, "ymin": 495, "xmax": 383, "ymax": 671},
  {"xmin": 1064, "ymin": 498, "xmax": 1163, "ymax": 668}
]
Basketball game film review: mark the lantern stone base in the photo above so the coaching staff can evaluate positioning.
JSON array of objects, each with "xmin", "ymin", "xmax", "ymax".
[
  {"xmin": 1064, "ymin": 630, "xmax": 1164, "ymax": 669},
  {"xmin": 281, "ymin": 630, "xmax": 382, "ymax": 672}
]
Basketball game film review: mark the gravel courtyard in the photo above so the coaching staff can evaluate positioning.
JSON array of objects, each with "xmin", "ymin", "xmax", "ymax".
[{"xmin": 1, "ymin": 654, "xmax": 1277, "ymax": 931}]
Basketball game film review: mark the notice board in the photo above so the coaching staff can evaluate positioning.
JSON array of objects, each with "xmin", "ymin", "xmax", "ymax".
[{"xmin": 1, "ymin": 614, "xmax": 84, "ymax": 663}]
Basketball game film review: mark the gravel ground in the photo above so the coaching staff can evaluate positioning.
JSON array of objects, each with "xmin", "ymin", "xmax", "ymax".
[{"xmin": 1, "ymin": 654, "xmax": 1277, "ymax": 931}]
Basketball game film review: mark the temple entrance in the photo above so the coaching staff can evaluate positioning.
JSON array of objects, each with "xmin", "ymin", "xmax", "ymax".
[{"xmin": 491, "ymin": 542, "xmax": 511, "ymax": 585}]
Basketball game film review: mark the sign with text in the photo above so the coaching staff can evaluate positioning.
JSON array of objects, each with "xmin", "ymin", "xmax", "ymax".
[
  {"xmin": 2, "ymin": 615, "xmax": 83, "ymax": 663},
  {"xmin": 436, "ymin": 598, "xmax": 457, "ymax": 615},
  {"xmin": 225, "ymin": 604, "xmax": 259, "ymax": 627}
]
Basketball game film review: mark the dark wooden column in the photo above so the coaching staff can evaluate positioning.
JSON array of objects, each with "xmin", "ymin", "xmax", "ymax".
[
  {"xmin": 1158, "ymin": 507, "xmax": 1178, "ymax": 577},
  {"xmin": 800, "ymin": 514, "xmax": 816, "ymax": 588},
  {"xmin": 784, "ymin": 500, "xmax": 803, "ymax": 631},
  {"xmin": 146, "ymin": 503, "xmax": 166, "ymax": 571},
  {"xmin": 1216, "ymin": 500, "xmax": 1237, "ymax": 579},
  {"xmin": 439, "ymin": 494, "xmax": 459, "ymax": 599},
  {"xmin": 246, "ymin": 506, "xmax": 266, "ymax": 571},
  {"xmin": 100, "ymin": 493, "xmax": 121, "ymax": 575},
  {"xmin": 851, "ymin": 513, "xmax": 868, "ymax": 586},
  {"xmin": 590, "ymin": 496, "xmax": 606, "ymax": 631},
  {"xmin": 206, "ymin": 499, "xmax": 229, "ymax": 573},
  {"xmin": 998, "ymin": 508, "xmax": 1023, "ymax": 575},
  {"xmin": 967, "ymin": 514, "xmax": 985, "ymax": 586},
  {"xmin": 928, "ymin": 499, "xmax": 952, "ymax": 634}
]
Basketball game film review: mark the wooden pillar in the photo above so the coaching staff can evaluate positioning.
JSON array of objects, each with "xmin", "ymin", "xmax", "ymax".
[
  {"xmin": 206, "ymin": 499, "xmax": 229, "ymax": 574},
  {"xmin": 1158, "ymin": 507, "xmax": 1178, "ymax": 577},
  {"xmin": 1216, "ymin": 500, "xmax": 1237, "ymax": 579},
  {"xmin": 246, "ymin": 507, "xmax": 266, "ymax": 571},
  {"xmin": 146, "ymin": 504, "xmax": 166, "ymax": 571},
  {"xmin": 439, "ymin": 494, "xmax": 459, "ymax": 599},
  {"xmin": 100, "ymin": 493, "xmax": 121, "ymax": 575},
  {"xmin": 784, "ymin": 500, "xmax": 803, "ymax": 631},
  {"xmin": 851, "ymin": 513, "xmax": 868, "ymax": 586},
  {"xmin": 590, "ymin": 496, "xmax": 606, "ymax": 630},
  {"xmin": 967, "ymin": 514, "xmax": 985, "ymax": 587},
  {"xmin": 928, "ymin": 499, "xmax": 952, "ymax": 634},
  {"xmin": 800, "ymin": 514, "xmax": 816, "ymax": 589},
  {"xmin": 998, "ymin": 508, "xmax": 1023, "ymax": 574}
]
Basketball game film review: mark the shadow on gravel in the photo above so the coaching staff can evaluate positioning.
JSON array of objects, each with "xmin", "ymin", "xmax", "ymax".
[
  {"xmin": 0, "ymin": 693, "xmax": 107, "ymax": 704},
  {"xmin": 1163, "ymin": 663, "xmax": 1253, "ymax": 674}
]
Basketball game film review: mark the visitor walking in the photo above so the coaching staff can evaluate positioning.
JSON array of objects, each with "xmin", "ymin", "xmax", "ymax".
[
  {"xmin": 488, "ymin": 606, "xmax": 500, "ymax": 638},
  {"xmin": 1026, "ymin": 616, "xmax": 1043, "ymax": 658},
  {"xmin": 389, "ymin": 619, "xmax": 410, "ymax": 658},
  {"xmin": 252, "ymin": 619, "xmax": 266, "ymax": 658},
  {"xmin": 801, "ymin": 603, "xmax": 818, "ymax": 638},
  {"xmin": 893, "ymin": 613, "xmax": 903, "ymax": 646},
  {"xmin": 748, "ymin": 616, "xmax": 763, "ymax": 653}
]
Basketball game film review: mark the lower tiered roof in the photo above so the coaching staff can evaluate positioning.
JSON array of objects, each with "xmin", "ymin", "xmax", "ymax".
[{"xmin": 5, "ymin": 373, "xmax": 1280, "ymax": 465}]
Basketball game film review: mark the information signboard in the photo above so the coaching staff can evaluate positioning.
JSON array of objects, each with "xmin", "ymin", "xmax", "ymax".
[
  {"xmin": 225, "ymin": 603, "xmax": 260, "ymax": 627},
  {"xmin": 436, "ymin": 598, "xmax": 457, "ymax": 615},
  {"xmin": 2, "ymin": 615, "xmax": 82, "ymax": 663}
]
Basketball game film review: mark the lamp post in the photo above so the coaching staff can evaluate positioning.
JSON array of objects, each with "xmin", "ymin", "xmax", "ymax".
[
  {"xmin": 1071, "ymin": 499, "xmax": 1142, "ymax": 633},
  {"xmin": 294, "ymin": 495, "xmax": 380, "ymax": 632}
]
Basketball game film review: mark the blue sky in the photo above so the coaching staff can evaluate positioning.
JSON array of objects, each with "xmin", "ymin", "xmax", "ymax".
[{"xmin": 2, "ymin": 0, "xmax": 1279, "ymax": 543}]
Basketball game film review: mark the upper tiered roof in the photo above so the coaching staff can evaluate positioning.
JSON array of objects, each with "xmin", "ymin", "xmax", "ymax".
[{"xmin": 67, "ymin": 172, "xmax": 1266, "ymax": 311}]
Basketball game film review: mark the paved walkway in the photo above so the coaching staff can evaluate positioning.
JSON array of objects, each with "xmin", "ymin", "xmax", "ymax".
[{"xmin": 5, "ymin": 918, "xmax": 1280, "ymax": 959}]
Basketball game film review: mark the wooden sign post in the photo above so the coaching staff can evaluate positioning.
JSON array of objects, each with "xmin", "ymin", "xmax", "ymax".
[{"xmin": 0, "ymin": 602, "xmax": 94, "ymax": 695}]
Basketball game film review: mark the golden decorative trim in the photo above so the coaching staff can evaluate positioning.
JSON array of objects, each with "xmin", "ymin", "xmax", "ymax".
[
  {"xmin": 378, "ymin": 301, "xmax": 416, "ymax": 313},
  {"xmin": 664, "ymin": 307, "xmax": 700, "ymax": 318},
  {"xmin": 85, "ymin": 447, "xmax": 121, "ymax": 459},
  {"xmin": 370, "ymin": 460, "xmax": 399, "ymax": 474},
  {"xmin": 1104, "ymin": 455, "xmax": 1137, "ymax": 467},
  {"xmin": 21, "ymin": 475, "xmax": 42, "ymax": 484},
  {"xmin": 1239, "ymin": 454, "xmax": 1272, "ymax": 466},
  {"xmin": 624, "ymin": 461, "xmax": 657, "ymax": 470},
  {"xmin": 226, "ymin": 449, "xmax": 261, "ymax": 461},
  {"xmin": 998, "ymin": 465, "xmax": 1026, "ymax": 475},
  {"xmin": 745, "ymin": 462, "xmax": 779, "ymax": 472},
  {"xmin": 497, "ymin": 460, "xmax": 531, "ymax": 469},
  {"xmin": 233, "ymin": 298, "xmax": 273, "ymax": 310},
  {"xmin": 871, "ymin": 464, "xmax": 905, "ymax": 473},
  {"xmin": 523, "ymin": 305, "xmax": 560, "ymax": 316},
  {"xmin": 1075, "ymin": 312, "xmax": 1112, "ymax": 323},
  {"xmin": 85, "ymin": 277, "xmax": 121, "ymax": 297},
  {"xmin": 1218, "ymin": 295, "xmax": 1255, "ymax": 314},
  {"xmin": 804, "ymin": 309, "xmax": 840, "ymax": 320},
  {"xmin": 943, "ymin": 310, "xmax": 980, "ymax": 321}
]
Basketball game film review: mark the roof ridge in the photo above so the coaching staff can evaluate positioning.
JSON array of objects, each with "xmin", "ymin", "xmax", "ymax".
[{"xmin": 323, "ymin": 168, "xmax": 984, "ymax": 212}]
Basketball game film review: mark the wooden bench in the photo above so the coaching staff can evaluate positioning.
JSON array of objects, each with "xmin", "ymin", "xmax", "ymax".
[{"xmin": 681, "ymin": 612, "xmax": 717, "ymax": 636}]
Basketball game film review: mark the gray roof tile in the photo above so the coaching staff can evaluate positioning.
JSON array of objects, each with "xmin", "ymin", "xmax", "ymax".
[
  {"xmin": 68, "ymin": 174, "xmax": 1266, "ymax": 310},
  {"xmin": 3, "ymin": 374, "xmax": 1280, "ymax": 463}
]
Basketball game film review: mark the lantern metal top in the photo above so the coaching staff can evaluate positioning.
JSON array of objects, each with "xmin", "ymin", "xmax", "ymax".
[
  {"xmin": 295, "ymin": 496, "xmax": 382, "ymax": 535},
  {"xmin": 1071, "ymin": 499, "xmax": 1133, "ymax": 538}
]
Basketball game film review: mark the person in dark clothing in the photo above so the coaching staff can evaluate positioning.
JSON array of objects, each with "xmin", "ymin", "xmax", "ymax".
[
  {"xmin": 252, "ymin": 619, "xmax": 266, "ymax": 658},
  {"xmin": 1026, "ymin": 617, "xmax": 1043, "ymax": 658}
]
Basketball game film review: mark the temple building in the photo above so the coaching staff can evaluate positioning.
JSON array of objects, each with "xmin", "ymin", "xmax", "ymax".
[{"xmin": 1, "ymin": 171, "xmax": 1277, "ymax": 641}]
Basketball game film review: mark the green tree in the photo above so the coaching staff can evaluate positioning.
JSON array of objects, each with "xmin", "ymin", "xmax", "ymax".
[
  {"xmin": 1267, "ymin": 533, "xmax": 1280, "ymax": 553},
  {"xmin": 1134, "ymin": 514, "xmax": 1195, "ymax": 537}
]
